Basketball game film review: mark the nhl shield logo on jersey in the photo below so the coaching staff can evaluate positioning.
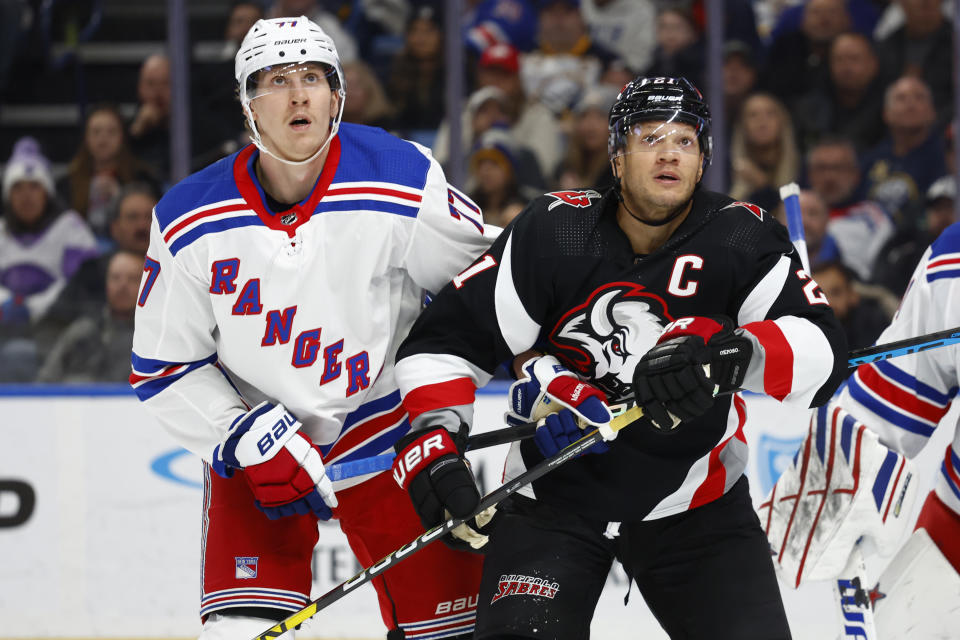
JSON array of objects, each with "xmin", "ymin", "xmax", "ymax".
[
  {"xmin": 235, "ymin": 556, "xmax": 258, "ymax": 579},
  {"xmin": 490, "ymin": 574, "xmax": 560, "ymax": 604},
  {"xmin": 549, "ymin": 282, "xmax": 672, "ymax": 401},
  {"xmin": 546, "ymin": 189, "xmax": 602, "ymax": 211}
]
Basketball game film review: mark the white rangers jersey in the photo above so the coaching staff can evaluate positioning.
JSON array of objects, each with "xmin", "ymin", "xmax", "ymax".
[
  {"xmin": 131, "ymin": 123, "xmax": 493, "ymax": 487},
  {"xmin": 840, "ymin": 222, "xmax": 960, "ymax": 517}
]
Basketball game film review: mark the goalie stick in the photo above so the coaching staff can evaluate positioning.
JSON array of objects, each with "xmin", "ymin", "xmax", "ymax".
[{"xmin": 250, "ymin": 406, "xmax": 644, "ymax": 640}]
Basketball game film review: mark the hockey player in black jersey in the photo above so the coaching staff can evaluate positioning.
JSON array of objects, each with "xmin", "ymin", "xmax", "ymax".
[{"xmin": 390, "ymin": 76, "xmax": 848, "ymax": 639}]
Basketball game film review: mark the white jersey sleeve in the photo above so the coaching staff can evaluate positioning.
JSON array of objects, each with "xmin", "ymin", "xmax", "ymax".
[
  {"xmin": 401, "ymin": 147, "xmax": 494, "ymax": 294},
  {"xmin": 839, "ymin": 223, "xmax": 960, "ymax": 516},
  {"xmin": 131, "ymin": 213, "xmax": 246, "ymax": 461}
]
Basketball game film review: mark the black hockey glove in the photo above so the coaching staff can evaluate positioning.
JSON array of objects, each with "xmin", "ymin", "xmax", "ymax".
[
  {"xmin": 633, "ymin": 316, "xmax": 752, "ymax": 430},
  {"xmin": 392, "ymin": 424, "xmax": 481, "ymax": 530}
]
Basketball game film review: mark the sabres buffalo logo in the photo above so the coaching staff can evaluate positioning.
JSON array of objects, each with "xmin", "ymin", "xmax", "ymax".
[{"xmin": 548, "ymin": 282, "xmax": 673, "ymax": 401}]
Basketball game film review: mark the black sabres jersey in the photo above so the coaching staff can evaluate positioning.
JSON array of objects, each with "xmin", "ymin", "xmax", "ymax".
[{"xmin": 395, "ymin": 187, "xmax": 847, "ymax": 521}]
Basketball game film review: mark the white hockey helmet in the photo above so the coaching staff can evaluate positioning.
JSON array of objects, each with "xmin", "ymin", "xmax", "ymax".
[{"xmin": 235, "ymin": 16, "xmax": 347, "ymax": 165}]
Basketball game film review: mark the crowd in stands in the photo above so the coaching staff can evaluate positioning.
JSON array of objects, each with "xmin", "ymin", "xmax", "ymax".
[{"xmin": 0, "ymin": 0, "xmax": 957, "ymax": 383}]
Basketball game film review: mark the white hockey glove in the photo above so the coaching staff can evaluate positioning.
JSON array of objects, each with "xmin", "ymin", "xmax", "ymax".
[
  {"xmin": 212, "ymin": 401, "xmax": 338, "ymax": 520},
  {"xmin": 758, "ymin": 403, "xmax": 919, "ymax": 587},
  {"xmin": 506, "ymin": 354, "xmax": 616, "ymax": 456}
]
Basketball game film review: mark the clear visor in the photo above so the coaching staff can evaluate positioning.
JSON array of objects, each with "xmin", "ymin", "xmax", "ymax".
[
  {"xmin": 246, "ymin": 62, "xmax": 338, "ymax": 101},
  {"xmin": 621, "ymin": 121, "xmax": 703, "ymax": 155}
]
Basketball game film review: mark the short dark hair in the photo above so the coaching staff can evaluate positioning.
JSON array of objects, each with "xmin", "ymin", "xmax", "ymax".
[
  {"xmin": 811, "ymin": 259, "xmax": 856, "ymax": 284},
  {"xmin": 108, "ymin": 181, "xmax": 160, "ymax": 223}
]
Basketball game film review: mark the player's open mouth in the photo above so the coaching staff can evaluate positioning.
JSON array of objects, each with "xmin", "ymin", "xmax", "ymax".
[
  {"xmin": 289, "ymin": 115, "xmax": 312, "ymax": 130},
  {"xmin": 654, "ymin": 172, "xmax": 680, "ymax": 183}
]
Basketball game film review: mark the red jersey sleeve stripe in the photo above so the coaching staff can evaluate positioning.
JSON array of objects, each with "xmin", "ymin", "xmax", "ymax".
[
  {"xmin": 742, "ymin": 320, "xmax": 794, "ymax": 401},
  {"xmin": 402, "ymin": 378, "xmax": 477, "ymax": 422}
]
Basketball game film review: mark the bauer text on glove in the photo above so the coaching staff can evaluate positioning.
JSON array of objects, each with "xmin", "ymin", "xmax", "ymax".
[{"xmin": 212, "ymin": 401, "xmax": 338, "ymax": 520}]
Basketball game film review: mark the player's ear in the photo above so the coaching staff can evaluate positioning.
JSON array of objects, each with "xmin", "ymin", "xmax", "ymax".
[
  {"xmin": 611, "ymin": 155, "xmax": 622, "ymax": 179},
  {"xmin": 695, "ymin": 155, "xmax": 703, "ymax": 183}
]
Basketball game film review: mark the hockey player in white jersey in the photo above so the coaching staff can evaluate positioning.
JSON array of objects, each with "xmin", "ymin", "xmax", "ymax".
[
  {"xmin": 131, "ymin": 17, "xmax": 492, "ymax": 640},
  {"xmin": 761, "ymin": 221, "xmax": 960, "ymax": 638}
]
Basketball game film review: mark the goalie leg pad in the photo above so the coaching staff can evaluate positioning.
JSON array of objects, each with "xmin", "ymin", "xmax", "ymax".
[
  {"xmin": 874, "ymin": 527, "xmax": 960, "ymax": 640},
  {"xmin": 758, "ymin": 403, "xmax": 920, "ymax": 586}
]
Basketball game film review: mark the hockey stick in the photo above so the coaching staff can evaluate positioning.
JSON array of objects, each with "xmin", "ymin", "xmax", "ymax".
[
  {"xmin": 336, "ymin": 326, "xmax": 960, "ymax": 482},
  {"xmin": 251, "ymin": 406, "xmax": 644, "ymax": 640},
  {"xmin": 781, "ymin": 182, "xmax": 879, "ymax": 640},
  {"xmin": 326, "ymin": 421, "xmax": 537, "ymax": 481},
  {"xmin": 847, "ymin": 326, "xmax": 960, "ymax": 366}
]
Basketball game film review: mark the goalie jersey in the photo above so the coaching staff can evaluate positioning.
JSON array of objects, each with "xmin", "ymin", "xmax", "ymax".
[
  {"xmin": 396, "ymin": 187, "xmax": 847, "ymax": 521},
  {"xmin": 840, "ymin": 222, "xmax": 960, "ymax": 519},
  {"xmin": 131, "ymin": 123, "xmax": 492, "ymax": 486}
]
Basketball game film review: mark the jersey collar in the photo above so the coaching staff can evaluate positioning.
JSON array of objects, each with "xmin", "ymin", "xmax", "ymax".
[{"xmin": 233, "ymin": 136, "xmax": 342, "ymax": 237}]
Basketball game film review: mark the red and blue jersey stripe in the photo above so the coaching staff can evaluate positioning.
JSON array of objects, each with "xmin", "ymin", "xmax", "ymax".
[{"xmin": 129, "ymin": 352, "xmax": 219, "ymax": 401}]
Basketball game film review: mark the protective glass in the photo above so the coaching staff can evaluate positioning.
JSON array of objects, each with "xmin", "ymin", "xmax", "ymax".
[
  {"xmin": 245, "ymin": 62, "xmax": 338, "ymax": 101},
  {"xmin": 619, "ymin": 121, "xmax": 704, "ymax": 157}
]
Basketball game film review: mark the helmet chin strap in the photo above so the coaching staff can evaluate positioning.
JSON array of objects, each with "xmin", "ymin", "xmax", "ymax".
[{"xmin": 245, "ymin": 89, "xmax": 346, "ymax": 167}]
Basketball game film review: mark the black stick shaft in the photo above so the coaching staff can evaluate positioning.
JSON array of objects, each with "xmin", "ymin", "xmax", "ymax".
[{"xmin": 251, "ymin": 407, "xmax": 642, "ymax": 639}]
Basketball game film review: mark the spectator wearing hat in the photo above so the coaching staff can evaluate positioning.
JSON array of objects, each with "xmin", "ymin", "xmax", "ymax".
[
  {"xmin": 555, "ymin": 84, "xmax": 617, "ymax": 191},
  {"xmin": 793, "ymin": 32, "xmax": 886, "ymax": 154},
  {"xmin": 436, "ymin": 43, "xmax": 564, "ymax": 178},
  {"xmin": 0, "ymin": 138, "xmax": 98, "ymax": 381},
  {"xmin": 467, "ymin": 128, "xmax": 529, "ymax": 228},
  {"xmin": 1, "ymin": 138, "xmax": 99, "ymax": 325},
  {"xmin": 37, "ymin": 249, "xmax": 144, "ymax": 383},
  {"xmin": 434, "ymin": 85, "xmax": 546, "ymax": 192},
  {"xmin": 874, "ymin": 175, "xmax": 958, "ymax": 297}
]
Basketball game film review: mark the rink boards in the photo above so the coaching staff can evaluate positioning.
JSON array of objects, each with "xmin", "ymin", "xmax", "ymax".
[{"xmin": 0, "ymin": 385, "xmax": 952, "ymax": 639}]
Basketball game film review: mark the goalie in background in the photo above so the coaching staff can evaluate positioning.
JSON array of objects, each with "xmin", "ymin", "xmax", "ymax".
[{"xmin": 760, "ymin": 221, "xmax": 960, "ymax": 639}]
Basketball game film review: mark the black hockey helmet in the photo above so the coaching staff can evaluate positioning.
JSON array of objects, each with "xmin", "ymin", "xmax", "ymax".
[{"xmin": 608, "ymin": 76, "xmax": 712, "ymax": 168}]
